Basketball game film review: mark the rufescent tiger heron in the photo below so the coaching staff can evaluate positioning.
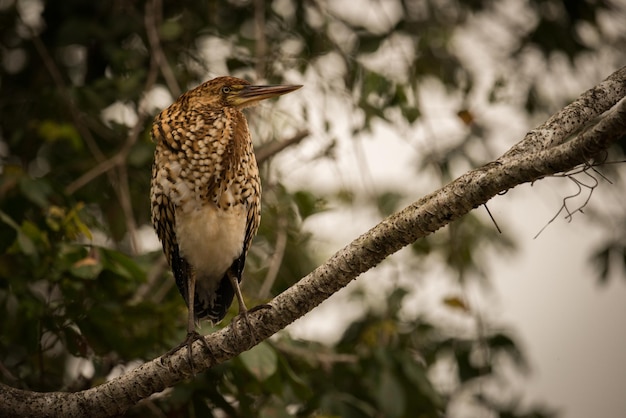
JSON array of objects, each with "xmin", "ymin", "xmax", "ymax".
[{"xmin": 150, "ymin": 76, "xmax": 301, "ymax": 360}]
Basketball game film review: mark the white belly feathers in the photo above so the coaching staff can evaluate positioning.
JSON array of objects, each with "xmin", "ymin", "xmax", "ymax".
[{"xmin": 175, "ymin": 202, "xmax": 247, "ymax": 284}]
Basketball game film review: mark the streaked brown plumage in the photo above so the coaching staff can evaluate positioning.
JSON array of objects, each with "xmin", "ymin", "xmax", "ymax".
[{"xmin": 150, "ymin": 76, "xmax": 301, "ymax": 345}]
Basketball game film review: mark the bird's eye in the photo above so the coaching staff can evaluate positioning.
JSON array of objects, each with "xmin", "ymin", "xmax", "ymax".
[{"xmin": 221, "ymin": 86, "xmax": 231, "ymax": 94}]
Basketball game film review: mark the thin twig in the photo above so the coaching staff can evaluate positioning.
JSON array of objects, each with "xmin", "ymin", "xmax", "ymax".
[
  {"xmin": 30, "ymin": 33, "xmax": 107, "ymax": 165},
  {"xmin": 255, "ymin": 130, "xmax": 309, "ymax": 163},
  {"xmin": 130, "ymin": 254, "xmax": 169, "ymax": 305},
  {"xmin": 65, "ymin": 154, "xmax": 125, "ymax": 195},
  {"xmin": 254, "ymin": 0, "xmax": 267, "ymax": 79},
  {"xmin": 153, "ymin": 268, "xmax": 175, "ymax": 304},
  {"xmin": 273, "ymin": 341, "xmax": 358, "ymax": 366},
  {"xmin": 30, "ymin": 27, "xmax": 124, "ymax": 202},
  {"xmin": 65, "ymin": 30, "xmax": 161, "ymax": 195},
  {"xmin": 533, "ymin": 168, "xmax": 598, "ymax": 238},
  {"xmin": 259, "ymin": 215, "xmax": 288, "ymax": 298},
  {"xmin": 115, "ymin": 164, "xmax": 139, "ymax": 254},
  {"xmin": 145, "ymin": 0, "xmax": 181, "ymax": 97},
  {"xmin": 482, "ymin": 203, "xmax": 502, "ymax": 234},
  {"xmin": 64, "ymin": 119, "xmax": 145, "ymax": 195},
  {"xmin": 591, "ymin": 166, "xmax": 613, "ymax": 184},
  {"xmin": 565, "ymin": 171, "xmax": 598, "ymax": 220}
]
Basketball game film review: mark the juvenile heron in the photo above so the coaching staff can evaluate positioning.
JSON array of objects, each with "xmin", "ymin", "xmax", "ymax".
[{"xmin": 150, "ymin": 76, "xmax": 301, "ymax": 352}]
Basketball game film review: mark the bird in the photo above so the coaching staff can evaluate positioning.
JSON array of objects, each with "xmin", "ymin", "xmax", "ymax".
[{"xmin": 150, "ymin": 76, "xmax": 301, "ymax": 355}]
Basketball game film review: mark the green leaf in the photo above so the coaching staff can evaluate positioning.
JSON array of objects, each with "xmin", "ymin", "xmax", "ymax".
[
  {"xmin": 376, "ymin": 369, "xmax": 405, "ymax": 418},
  {"xmin": 0, "ymin": 210, "xmax": 20, "ymax": 230},
  {"xmin": 127, "ymin": 142, "xmax": 154, "ymax": 168},
  {"xmin": 402, "ymin": 106, "xmax": 420, "ymax": 123},
  {"xmin": 19, "ymin": 177, "xmax": 53, "ymax": 208},
  {"xmin": 358, "ymin": 34, "xmax": 385, "ymax": 54},
  {"xmin": 293, "ymin": 190, "xmax": 323, "ymax": 220},
  {"xmin": 0, "ymin": 212, "xmax": 38, "ymax": 257},
  {"xmin": 16, "ymin": 229, "xmax": 37, "ymax": 256},
  {"xmin": 100, "ymin": 248, "xmax": 145, "ymax": 282},
  {"xmin": 159, "ymin": 20, "xmax": 183, "ymax": 41},
  {"xmin": 240, "ymin": 342, "xmax": 278, "ymax": 381},
  {"xmin": 276, "ymin": 352, "xmax": 312, "ymax": 399},
  {"xmin": 37, "ymin": 120, "xmax": 82, "ymax": 149},
  {"xmin": 401, "ymin": 355, "xmax": 443, "ymax": 409}
]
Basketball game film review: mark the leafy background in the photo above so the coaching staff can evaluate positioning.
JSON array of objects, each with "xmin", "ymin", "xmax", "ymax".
[{"xmin": 1, "ymin": 0, "xmax": 625, "ymax": 417}]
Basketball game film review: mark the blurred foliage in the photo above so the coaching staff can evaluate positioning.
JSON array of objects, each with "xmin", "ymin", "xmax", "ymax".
[{"xmin": 0, "ymin": 0, "xmax": 622, "ymax": 416}]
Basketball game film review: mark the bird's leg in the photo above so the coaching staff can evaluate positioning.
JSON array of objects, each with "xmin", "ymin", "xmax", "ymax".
[
  {"xmin": 227, "ymin": 271, "xmax": 269, "ymax": 343},
  {"xmin": 186, "ymin": 272, "xmax": 197, "ymax": 336},
  {"xmin": 164, "ymin": 271, "xmax": 213, "ymax": 374}
]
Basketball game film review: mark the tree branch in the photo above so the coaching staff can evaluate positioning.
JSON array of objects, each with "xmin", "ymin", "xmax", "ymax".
[
  {"xmin": 65, "ymin": 5, "xmax": 162, "ymax": 196},
  {"xmin": 504, "ymin": 66, "xmax": 626, "ymax": 157},
  {"xmin": 2, "ymin": 66, "xmax": 625, "ymax": 418},
  {"xmin": 255, "ymin": 130, "xmax": 310, "ymax": 164},
  {"xmin": 145, "ymin": 0, "xmax": 181, "ymax": 98}
]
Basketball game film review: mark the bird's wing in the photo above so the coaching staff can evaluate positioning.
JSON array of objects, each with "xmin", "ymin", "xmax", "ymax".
[
  {"xmin": 243, "ymin": 195, "xmax": 260, "ymax": 256},
  {"xmin": 150, "ymin": 159, "xmax": 194, "ymax": 306}
]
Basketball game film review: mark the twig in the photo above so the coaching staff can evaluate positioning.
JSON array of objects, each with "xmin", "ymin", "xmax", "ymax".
[
  {"xmin": 533, "ymin": 98, "xmax": 626, "ymax": 237},
  {"xmin": 64, "ymin": 117, "xmax": 146, "ymax": 195},
  {"xmin": 65, "ymin": 30, "xmax": 161, "ymax": 195},
  {"xmin": 29, "ymin": 26, "xmax": 124, "ymax": 204},
  {"xmin": 65, "ymin": 154, "xmax": 125, "ymax": 195},
  {"xmin": 136, "ymin": 399, "xmax": 168, "ymax": 418},
  {"xmin": 152, "ymin": 269, "xmax": 175, "ymax": 304},
  {"xmin": 255, "ymin": 130, "xmax": 309, "ymax": 163},
  {"xmin": 145, "ymin": 0, "xmax": 181, "ymax": 97},
  {"xmin": 533, "ymin": 167, "xmax": 598, "ymax": 239},
  {"xmin": 115, "ymin": 164, "xmax": 139, "ymax": 254},
  {"xmin": 130, "ymin": 254, "xmax": 169, "ymax": 305},
  {"xmin": 590, "ymin": 166, "xmax": 612, "ymax": 184},
  {"xmin": 254, "ymin": 0, "xmax": 268, "ymax": 79},
  {"xmin": 259, "ymin": 215, "xmax": 288, "ymax": 298},
  {"xmin": 273, "ymin": 341, "xmax": 358, "ymax": 366},
  {"xmin": 482, "ymin": 203, "xmax": 502, "ymax": 234},
  {"xmin": 30, "ymin": 33, "xmax": 107, "ymax": 165}
]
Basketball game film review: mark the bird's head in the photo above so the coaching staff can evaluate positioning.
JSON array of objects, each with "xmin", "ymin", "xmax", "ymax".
[{"xmin": 192, "ymin": 76, "xmax": 302, "ymax": 110}]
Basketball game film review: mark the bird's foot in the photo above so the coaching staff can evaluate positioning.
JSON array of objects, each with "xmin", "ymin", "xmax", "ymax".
[
  {"xmin": 231, "ymin": 304, "xmax": 272, "ymax": 344},
  {"xmin": 163, "ymin": 331, "xmax": 213, "ymax": 375},
  {"xmin": 232, "ymin": 310, "xmax": 258, "ymax": 344}
]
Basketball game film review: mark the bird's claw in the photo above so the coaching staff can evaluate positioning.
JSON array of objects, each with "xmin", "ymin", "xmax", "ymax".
[
  {"xmin": 232, "ymin": 304, "xmax": 272, "ymax": 344},
  {"xmin": 164, "ymin": 331, "xmax": 214, "ymax": 375}
]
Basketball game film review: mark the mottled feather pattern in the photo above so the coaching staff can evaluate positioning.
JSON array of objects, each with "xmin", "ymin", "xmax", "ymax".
[
  {"xmin": 150, "ymin": 77, "xmax": 261, "ymax": 323},
  {"xmin": 150, "ymin": 76, "xmax": 299, "ymax": 330}
]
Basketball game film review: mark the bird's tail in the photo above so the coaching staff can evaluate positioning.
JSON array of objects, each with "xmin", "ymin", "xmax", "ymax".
[{"xmin": 194, "ymin": 273, "xmax": 235, "ymax": 324}]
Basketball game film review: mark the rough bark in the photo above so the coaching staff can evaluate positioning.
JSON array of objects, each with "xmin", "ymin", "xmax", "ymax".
[{"xmin": 1, "ymin": 65, "xmax": 625, "ymax": 418}]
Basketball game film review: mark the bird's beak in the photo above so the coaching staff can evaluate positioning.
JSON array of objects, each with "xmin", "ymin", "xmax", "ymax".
[{"xmin": 233, "ymin": 84, "xmax": 302, "ymax": 108}]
